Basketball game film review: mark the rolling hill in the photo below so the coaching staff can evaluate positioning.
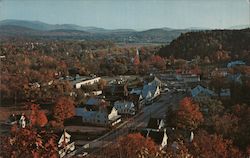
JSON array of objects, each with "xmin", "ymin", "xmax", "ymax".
[
  {"xmin": 0, "ymin": 19, "xmax": 189, "ymax": 43},
  {"xmin": 157, "ymin": 29, "xmax": 250, "ymax": 61}
]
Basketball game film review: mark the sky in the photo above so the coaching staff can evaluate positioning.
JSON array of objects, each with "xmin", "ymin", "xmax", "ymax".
[{"xmin": 0, "ymin": 0, "xmax": 249, "ymax": 30}]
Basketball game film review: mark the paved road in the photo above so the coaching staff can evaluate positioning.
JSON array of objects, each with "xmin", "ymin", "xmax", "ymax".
[{"xmin": 68, "ymin": 92, "xmax": 185, "ymax": 157}]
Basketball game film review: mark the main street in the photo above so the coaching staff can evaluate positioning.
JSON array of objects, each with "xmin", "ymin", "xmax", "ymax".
[{"xmin": 68, "ymin": 91, "xmax": 185, "ymax": 157}]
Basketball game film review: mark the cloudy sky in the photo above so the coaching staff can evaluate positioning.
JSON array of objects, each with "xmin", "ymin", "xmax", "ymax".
[{"xmin": 0, "ymin": 0, "xmax": 249, "ymax": 30}]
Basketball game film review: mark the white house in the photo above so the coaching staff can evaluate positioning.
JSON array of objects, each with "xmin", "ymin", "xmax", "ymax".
[
  {"xmin": 114, "ymin": 101, "xmax": 136, "ymax": 115},
  {"xmin": 130, "ymin": 77, "xmax": 161, "ymax": 104},
  {"xmin": 107, "ymin": 106, "xmax": 122, "ymax": 126},
  {"xmin": 58, "ymin": 130, "xmax": 75, "ymax": 158},
  {"xmin": 75, "ymin": 106, "xmax": 121, "ymax": 126},
  {"xmin": 150, "ymin": 76, "xmax": 162, "ymax": 88},
  {"xmin": 72, "ymin": 77, "xmax": 101, "ymax": 89},
  {"xmin": 60, "ymin": 75, "xmax": 101, "ymax": 89},
  {"xmin": 142, "ymin": 84, "xmax": 161, "ymax": 104}
]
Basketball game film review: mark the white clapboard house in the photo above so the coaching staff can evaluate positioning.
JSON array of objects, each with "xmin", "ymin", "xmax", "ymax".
[
  {"xmin": 75, "ymin": 106, "xmax": 121, "ymax": 127},
  {"xmin": 58, "ymin": 130, "xmax": 75, "ymax": 158}
]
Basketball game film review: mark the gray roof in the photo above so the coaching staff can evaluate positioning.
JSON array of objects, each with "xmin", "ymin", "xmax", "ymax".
[
  {"xmin": 142, "ymin": 83, "xmax": 159, "ymax": 99},
  {"xmin": 86, "ymin": 98, "xmax": 102, "ymax": 106},
  {"xmin": 227, "ymin": 60, "xmax": 246, "ymax": 68},
  {"xmin": 191, "ymin": 85, "xmax": 215, "ymax": 98}
]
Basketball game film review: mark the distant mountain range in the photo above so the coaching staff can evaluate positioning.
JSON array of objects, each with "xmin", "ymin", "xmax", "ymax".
[
  {"xmin": 0, "ymin": 19, "xmax": 249, "ymax": 43},
  {"xmin": 0, "ymin": 19, "xmax": 137, "ymax": 33}
]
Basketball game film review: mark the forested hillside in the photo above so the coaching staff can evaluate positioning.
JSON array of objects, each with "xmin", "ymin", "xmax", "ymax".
[{"xmin": 158, "ymin": 29, "xmax": 250, "ymax": 62}]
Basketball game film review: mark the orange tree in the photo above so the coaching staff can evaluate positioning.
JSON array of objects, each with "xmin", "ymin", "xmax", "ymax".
[
  {"xmin": 103, "ymin": 133, "xmax": 161, "ymax": 158},
  {"xmin": 176, "ymin": 97, "xmax": 203, "ymax": 131},
  {"xmin": 52, "ymin": 97, "xmax": 75, "ymax": 123},
  {"xmin": 0, "ymin": 127, "xmax": 58, "ymax": 158},
  {"xmin": 30, "ymin": 104, "xmax": 48, "ymax": 127},
  {"xmin": 189, "ymin": 130, "xmax": 242, "ymax": 158}
]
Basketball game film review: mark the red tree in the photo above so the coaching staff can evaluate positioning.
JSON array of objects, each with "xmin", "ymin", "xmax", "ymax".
[
  {"xmin": 212, "ymin": 113, "xmax": 239, "ymax": 139},
  {"xmin": 176, "ymin": 97, "xmax": 203, "ymax": 130},
  {"xmin": 30, "ymin": 104, "xmax": 48, "ymax": 127},
  {"xmin": 103, "ymin": 133, "xmax": 160, "ymax": 158},
  {"xmin": 149, "ymin": 55, "xmax": 165, "ymax": 70},
  {"xmin": 190, "ymin": 130, "xmax": 242, "ymax": 158},
  {"xmin": 133, "ymin": 55, "xmax": 140, "ymax": 66},
  {"xmin": 0, "ymin": 128, "xmax": 58, "ymax": 158},
  {"xmin": 53, "ymin": 97, "xmax": 75, "ymax": 123}
]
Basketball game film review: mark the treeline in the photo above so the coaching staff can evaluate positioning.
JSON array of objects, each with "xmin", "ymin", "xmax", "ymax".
[
  {"xmin": 0, "ymin": 40, "xmax": 162, "ymax": 105},
  {"xmin": 0, "ymin": 40, "xmax": 113, "ymax": 104},
  {"xmin": 158, "ymin": 29, "xmax": 250, "ymax": 63}
]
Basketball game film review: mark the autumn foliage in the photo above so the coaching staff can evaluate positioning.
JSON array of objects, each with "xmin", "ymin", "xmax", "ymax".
[
  {"xmin": 190, "ymin": 130, "xmax": 242, "ymax": 158},
  {"xmin": 165, "ymin": 140, "xmax": 190, "ymax": 158},
  {"xmin": 133, "ymin": 54, "xmax": 140, "ymax": 66},
  {"xmin": 52, "ymin": 97, "xmax": 75, "ymax": 123},
  {"xmin": 0, "ymin": 128, "xmax": 58, "ymax": 158},
  {"xmin": 149, "ymin": 55, "xmax": 166, "ymax": 70},
  {"xmin": 30, "ymin": 104, "xmax": 48, "ymax": 127},
  {"xmin": 103, "ymin": 133, "xmax": 160, "ymax": 158},
  {"xmin": 176, "ymin": 97, "xmax": 203, "ymax": 130}
]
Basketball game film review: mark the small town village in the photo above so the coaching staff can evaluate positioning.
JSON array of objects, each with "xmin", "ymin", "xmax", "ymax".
[
  {"xmin": 1, "ymin": 44, "xmax": 250, "ymax": 157},
  {"xmin": 0, "ymin": 0, "xmax": 250, "ymax": 157}
]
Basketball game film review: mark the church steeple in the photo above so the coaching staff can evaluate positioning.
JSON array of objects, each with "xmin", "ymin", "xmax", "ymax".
[{"xmin": 133, "ymin": 49, "xmax": 140, "ymax": 65}]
